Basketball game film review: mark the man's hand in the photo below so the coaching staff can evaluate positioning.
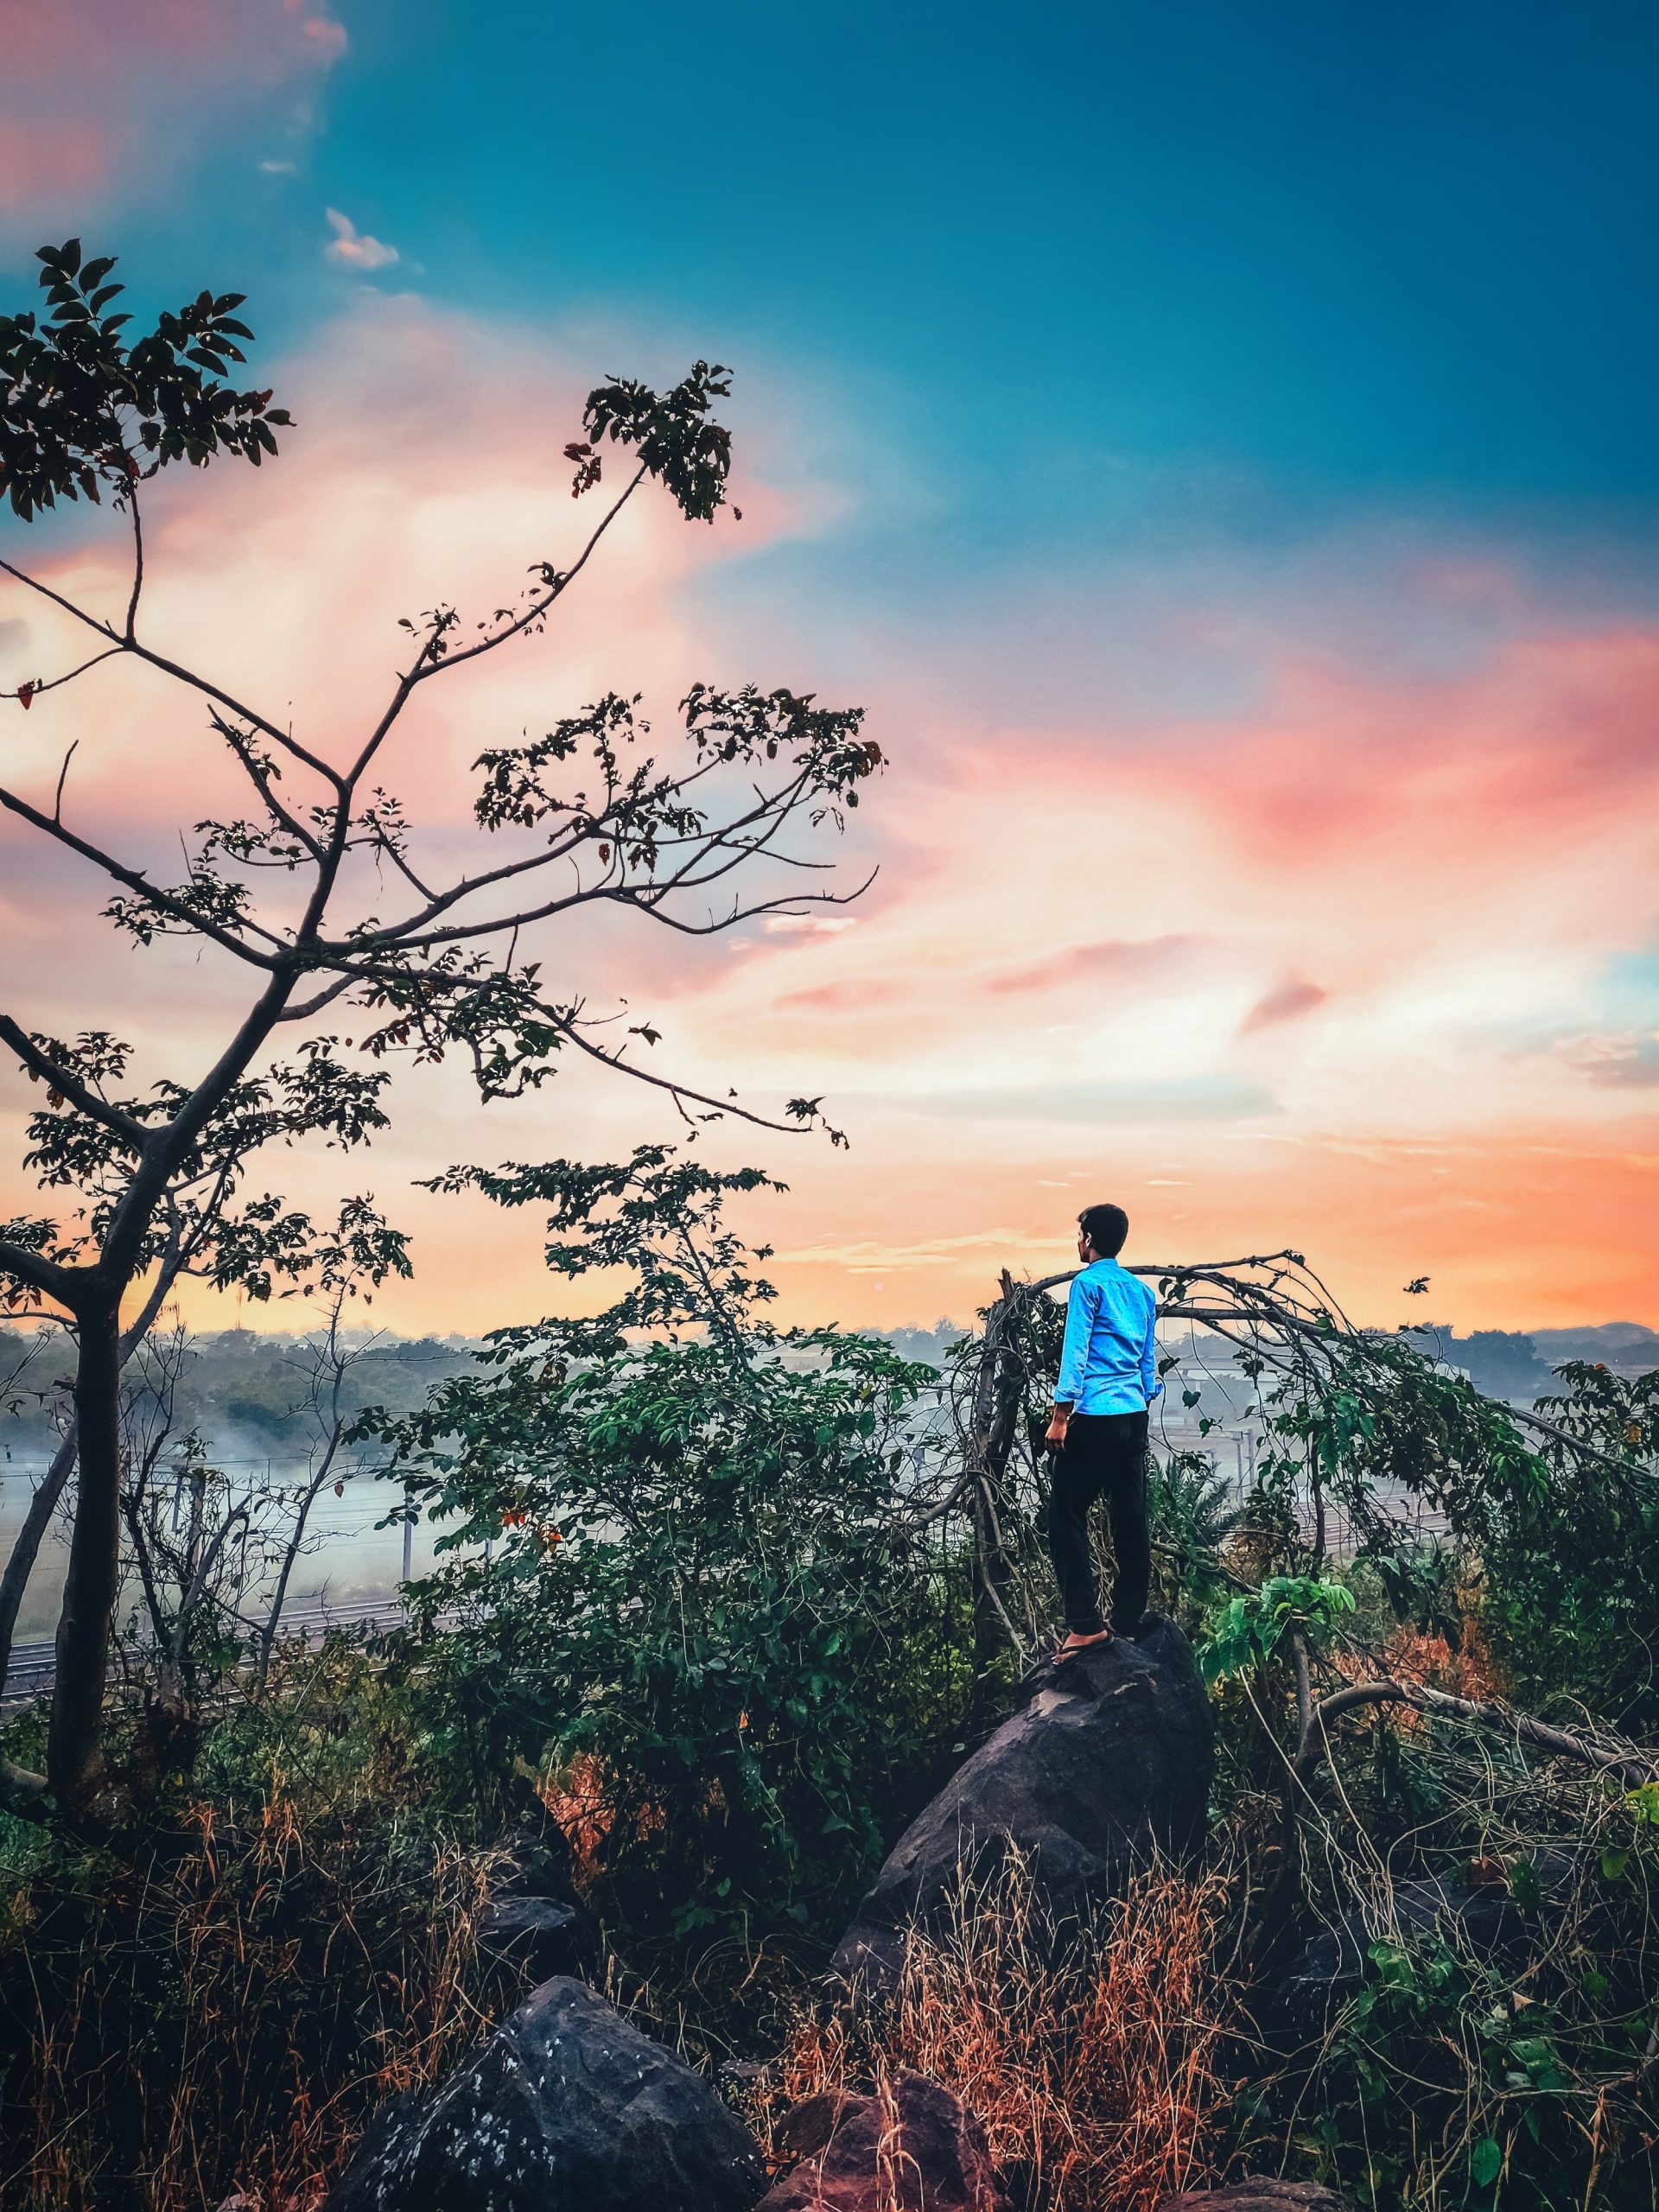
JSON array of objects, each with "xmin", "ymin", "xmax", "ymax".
[{"xmin": 1046, "ymin": 1414, "xmax": 1070, "ymax": 1451}]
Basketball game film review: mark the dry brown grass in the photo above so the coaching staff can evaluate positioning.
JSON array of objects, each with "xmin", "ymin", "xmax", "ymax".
[
  {"xmin": 756, "ymin": 1852, "xmax": 1243, "ymax": 2212},
  {"xmin": 3, "ymin": 1787, "xmax": 517, "ymax": 2212}
]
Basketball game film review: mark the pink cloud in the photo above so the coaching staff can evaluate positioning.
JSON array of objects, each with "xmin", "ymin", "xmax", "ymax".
[
  {"xmin": 1558, "ymin": 1033, "xmax": 1659, "ymax": 1089},
  {"xmin": 776, "ymin": 978, "xmax": 906, "ymax": 1013},
  {"xmin": 1241, "ymin": 977, "xmax": 1328, "ymax": 1033},
  {"xmin": 0, "ymin": 0, "xmax": 346, "ymax": 222},
  {"xmin": 299, "ymin": 15, "xmax": 349, "ymax": 59},
  {"xmin": 987, "ymin": 936, "xmax": 1193, "ymax": 995},
  {"xmin": 0, "ymin": 118, "xmax": 106, "ymax": 209}
]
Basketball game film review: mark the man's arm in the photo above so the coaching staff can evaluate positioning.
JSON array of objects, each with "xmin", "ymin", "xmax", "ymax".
[{"xmin": 1140, "ymin": 1286, "xmax": 1162, "ymax": 1404}]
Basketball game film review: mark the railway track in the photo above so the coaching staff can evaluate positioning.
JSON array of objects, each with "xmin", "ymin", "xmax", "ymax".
[{"xmin": 2, "ymin": 1591, "xmax": 410, "ymax": 1707}]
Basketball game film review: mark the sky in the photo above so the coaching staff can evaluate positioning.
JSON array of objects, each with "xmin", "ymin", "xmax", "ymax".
[{"xmin": 3, "ymin": 0, "xmax": 1659, "ymax": 1338}]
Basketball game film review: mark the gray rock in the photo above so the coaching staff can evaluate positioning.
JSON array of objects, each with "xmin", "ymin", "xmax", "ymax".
[
  {"xmin": 832, "ymin": 1616, "xmax": 1213, "ymax": 1986},
  {"xmin": 325, "ymin": 1975, "xmax": 766, "ymax": 2212}
]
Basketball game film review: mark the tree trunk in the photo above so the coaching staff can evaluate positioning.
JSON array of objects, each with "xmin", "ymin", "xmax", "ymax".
[
  {"xmin": 46, "ymin": 1301, "xmax": 123, "ymax": 1809},
  {"xmin": 0, "ymin": 1420, "xmax": 76, "ymax": 1702}
]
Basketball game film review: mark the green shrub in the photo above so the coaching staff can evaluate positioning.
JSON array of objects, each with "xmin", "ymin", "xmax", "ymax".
[{"xmin": 381, "ymin": 1146, "xmax": 976, "ymax": 1957}]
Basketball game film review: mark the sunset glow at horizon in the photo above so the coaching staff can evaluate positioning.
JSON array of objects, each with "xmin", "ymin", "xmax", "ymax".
[{"xmin": 4, "ymin": 2, "xmax": 1659, "ymax": 1341}]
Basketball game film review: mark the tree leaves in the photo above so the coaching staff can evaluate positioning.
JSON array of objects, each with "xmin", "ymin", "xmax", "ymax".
[
  {"xmin": 581, "ymin": 359, "xmax": 734, "ymax": 522},
  {"xmin": 1198, "ymin": 1574, "xmax": 1356, "ymax": 1683},
  {"xmin": 0, "ymin": 242, "xmax": 291, "ymax": 520}
]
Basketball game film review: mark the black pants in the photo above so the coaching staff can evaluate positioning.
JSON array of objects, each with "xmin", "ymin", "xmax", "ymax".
[{"xmin": 1046, "ymin": 1409, "xmax": 1152, "ymax": 1637}]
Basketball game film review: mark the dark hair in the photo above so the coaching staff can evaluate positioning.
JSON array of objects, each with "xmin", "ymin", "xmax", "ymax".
[{"xmin": 1077, "ymin": 1203, "xmax": 1128, "ymax": 1258}]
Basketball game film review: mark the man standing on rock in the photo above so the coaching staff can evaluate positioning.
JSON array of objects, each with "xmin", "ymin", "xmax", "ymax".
[{"xmin": 1043, "ymin": 1202, "xmax": 1160, "ymax": 1661}]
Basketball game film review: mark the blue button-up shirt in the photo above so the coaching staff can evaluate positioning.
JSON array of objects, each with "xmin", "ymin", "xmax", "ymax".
[{"xmin": 1054, "ymin": 1257, "xmax": 1161, "ymax": 1415}]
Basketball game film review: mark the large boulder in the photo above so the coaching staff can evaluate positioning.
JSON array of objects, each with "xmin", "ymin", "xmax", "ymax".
[
  {"xmin": 833, "ymin": 1616, "xmax": 1213, "ymax": 1985},
  {"xmin": 758, "ymin": 2072, "xmax": 1005, "ymax": 2211},
  {"xmin": 326, "ymin": 1974, "xmax": 766, "ymax": 2212},
  {"xmin": 1157, "ymin": 2186, "xmax": 1352, "ymax": 2212}
]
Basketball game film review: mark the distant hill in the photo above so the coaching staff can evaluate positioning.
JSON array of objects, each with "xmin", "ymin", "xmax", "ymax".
[
  {"xmin": 2, "ymin": 1320, "xmax": 966, "ymax": 1471},
  {"xmin": 1529, "ymin": 1321, "xmax": 1659, "ymax": 1363},
  {"xmin": 4, "ymin": 1307, "xmax": 1652, "ymax": 1468},
  {"xmin": 1401, "ymin": 1319, "xmax": 1659, "ymax": 1402}
]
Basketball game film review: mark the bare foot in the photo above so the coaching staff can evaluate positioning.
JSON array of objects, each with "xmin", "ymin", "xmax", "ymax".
[{"xmin": 1053, "ymin": 1628, "xmax": 1113, "ymax": 1664}]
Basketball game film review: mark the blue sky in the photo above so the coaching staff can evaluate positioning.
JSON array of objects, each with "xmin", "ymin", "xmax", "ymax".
[
  {"xmin": 262, "ymin": 3, "xmax": 1659, "ymax": 707},
  {"xmin": 325, "ymin": 1, "xmax": 1659, "ymax": 512},
  {"xmin": 23, "ymin": 3, "xmax": 1659, "ymax": 528}
]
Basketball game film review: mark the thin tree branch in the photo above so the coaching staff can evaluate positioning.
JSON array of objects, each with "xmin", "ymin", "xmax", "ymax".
[
  {"xmin": 0, "ymin": 784, "xmax": 283, "ymax": 967},
  {"xmin": 405, "ymin": 464, "xmax": 650, "ymax": 693},
  {"xmin": 168, "ymin": 1505, "xmax": 250, "ymax": 1666},
  {"xmin": 325, "ymin": 753, "xmax": 818, "ymax": 953},
  {"xmin": 53, "ymin": 740, "xmax": 79, "ymax": 823},
  {"xmin": 552, "ymin": 1014, "xmax": 814, "ymax": 1135},
  {"xmin": 1509, "ymin": 1403, "xmax": 1640, "ymax": 1480},
  {"xmin": 2, "ymin": 650, "xmax": 122, "ymax": 705},
  {"xmin": 1292, "ymin": 1678, "xmax": 1658, "ymax": 1795},
  {"xmin": 327, "ymin": 462, "xmax": 652, "ymax": 815},
  {"xmin": 124, "ymin": 486, "xmax": 144, "ymax": 642},
  {"xmin": 213, "ymin": 718, "xmax": 325, "ymax": 859},
  {"xmin": 272, "ymin": 971, "xmax": 359, "ymax": 1025},
  {"xmin": 0, "ymin": 1018, "xmax": 148, "ymax": 1147},
  {"xmin": 0, "ymin": 556, "xmax": 338, "ymax": 789}
]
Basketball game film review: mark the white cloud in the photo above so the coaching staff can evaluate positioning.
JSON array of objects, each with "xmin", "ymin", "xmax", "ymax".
[
  {"xmin": 324, "ymin": 208, "xmax": 399, "ymax": 270},
  {"xmin": 261, "ymin": 158, "xmax": 297, "ymax": 175}
]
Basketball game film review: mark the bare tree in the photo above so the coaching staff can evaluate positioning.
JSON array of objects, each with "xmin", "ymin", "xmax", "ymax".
[
  {"xmin": 0, "ymin": 239, "xmax": 878, "ymax": 1815},
  {"xmin": 250, "ymin": 1266, "xmax": 409, "ymax": 1698},
  {"xmin": 116, "ymin": 1316, "xmax": 245, "ymax": 1768}
]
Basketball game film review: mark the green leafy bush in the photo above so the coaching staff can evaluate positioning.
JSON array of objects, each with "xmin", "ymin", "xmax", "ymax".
[{"xmin": 381, "ymin": 1146, "xmax": 972, "ymax": 1954}]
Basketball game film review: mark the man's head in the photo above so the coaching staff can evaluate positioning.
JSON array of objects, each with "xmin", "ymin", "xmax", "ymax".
[{"xmin": 1077, "ymin": 1202, "xmax": 1128, "ymax": 1261}]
